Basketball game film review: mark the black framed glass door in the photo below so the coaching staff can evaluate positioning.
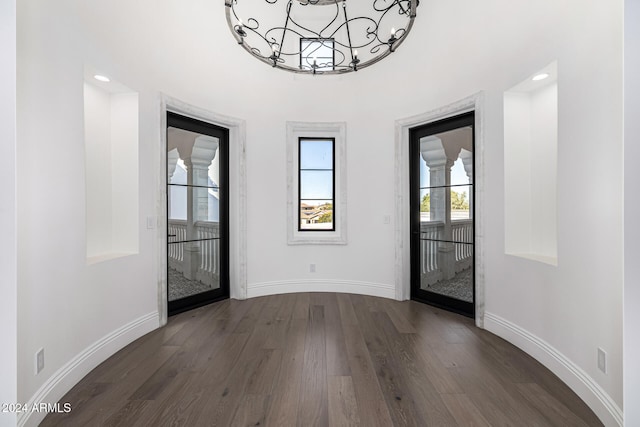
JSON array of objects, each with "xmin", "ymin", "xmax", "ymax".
[
  {"xmin": 410, "ymin": 112, "xmax": 475, "ymax": 317},
  {"xmin": 166, "ymin": 112, "xmax": 229, "ymax": 315}
]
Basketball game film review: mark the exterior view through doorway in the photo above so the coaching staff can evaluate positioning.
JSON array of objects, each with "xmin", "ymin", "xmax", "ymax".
[
  {"xmin": 410, "ymin": 112, "xmax": 475, "ymax": 317},
  {"xmin": 166, "ymin": 112, "xmax": 230, "ymax": 315}
]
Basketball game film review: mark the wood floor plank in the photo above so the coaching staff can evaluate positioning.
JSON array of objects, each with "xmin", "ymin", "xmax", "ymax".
[
  {"xmin": 336, "ymin": 292, "xmax": 359, "ymax": 326},
  {"xmin": 350, "ymin": 295, "xmax": 426, "ymax": 426},
  {"xmin": 42, "ymin": 294, "xmax": 604, "ymax": 427},
  {"xmin": 341, "ymin": 321, "xmax": 394, "ymax": 427},
  {"xmin": 515, "ymin": 382, "xmax": 591, "ymax": 427},
  {"xmin": 322, "ymin": 293, "xmax": 351, "ymax": 376},
  {"xmin": 296, "ymin": 304, "xmax": 329, "ymax": 427},
  {"xmin": 229, "ymin": 394, "xmax": 270, "ymax": 427},
  {"xmin": 245, "ymin": 348, "xmax": 282, "ymax": 394},
  {"xmin": 449, "ymin": 365, "xmax": 554, "ymax": 426},
  {"xmin": 371, "ymin": 310, "xmax": 458, "ymax": 426},
  {"xmin": 265, "ymin": 317, "xmax": 308, "ymax": 426},
  {"xmin": 440, "ymin": 393, "xmax": 492, "ymax": 427},
  {"xmin": 328, "ymin": 376, "xmax": 360, "ymax": 427},
  {"xmin": 292, "ymin": 292, "xmax": 311, "ymax": 319},
  {"xmin": 101, "ymin": 399, "xmax": 151, "ymax": 427},
  {"xmin": 404, "ymin": 333, "xmax": 463, "ymax": 394},
  {"xmin": 384, "ymin": 300, "xmax": 417, "ymax": 334},
  {"xmin": 196, "ymin": 326, "xmax": 275, "ymax": 426}
]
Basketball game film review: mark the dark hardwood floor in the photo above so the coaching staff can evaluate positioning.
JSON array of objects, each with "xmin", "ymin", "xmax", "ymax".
[{"xmin": 41, "ymin": 293, "xmax": 603, "ymax": 426}]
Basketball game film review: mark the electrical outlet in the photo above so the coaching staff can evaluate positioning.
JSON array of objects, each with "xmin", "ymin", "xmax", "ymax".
[
  {"xmin": 310, "ymin": 263, "xmax": 316, "ymax": 273},
  {"xmin": 35, "ymin": 348, "xmax": 44, "ymax": 375},
  {"xmin": 383, "ymin": 215, "xmax": 391, "ymax": 224},
  {"xmin": 597, "ymin": 348, "xmax": 607, "ymax": 374},
  {"xmin": 146, "ymin": 216, "xmax": 155, "ymax": 229}
]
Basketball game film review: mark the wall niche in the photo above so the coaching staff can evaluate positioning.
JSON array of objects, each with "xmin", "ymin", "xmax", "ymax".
[
  {"xmin": 84, "ymin": 69, "xmax": 139, "ymax": 263},
  {"xmin": 504, "ymin": 61, "xmax": 558, "ymax": 265}
]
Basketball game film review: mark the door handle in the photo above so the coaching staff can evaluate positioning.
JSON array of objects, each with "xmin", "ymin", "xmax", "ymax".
[{"xmin": 168, "ymin": 234, "xmax": 177, "ymax": 237}]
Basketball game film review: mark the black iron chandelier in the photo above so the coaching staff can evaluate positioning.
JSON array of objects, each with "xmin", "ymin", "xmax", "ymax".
[{"xmin": 225, "ymin": 0, "xmax": 418, "ymax": 74}]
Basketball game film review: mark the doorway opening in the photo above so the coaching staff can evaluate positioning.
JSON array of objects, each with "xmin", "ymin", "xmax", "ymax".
[
  {"xmin": 166, "ymin": 112, "xmax": 229, "ymax": 315},
  {"xmin": 409, "ymin": 112, "xmax": 475, "ymax": 317}
]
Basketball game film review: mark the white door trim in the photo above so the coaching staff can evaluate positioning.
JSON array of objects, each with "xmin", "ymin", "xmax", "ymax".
[
  {"xmin": 158, "ymin": 95, "xmax": 247, "ymax": 325},
  {"xmin": 394, "ymin": 92, "xmax": 486, "ymax": 327}
]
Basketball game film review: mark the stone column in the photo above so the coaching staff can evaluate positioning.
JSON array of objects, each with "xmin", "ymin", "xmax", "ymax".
[
  {"xmin": 420, "ymin": 136, "xmax": 458, "ymax": 280},
  {"xmin": 182, "ymin": 135, "xmax": 218, "ymax": 280},
  {"xmin": 167, "ymin": 148, "xmax": 179, "ymax": 219},
  {"xmin": 459, "ymin": 148, "xmax": 473, "ymax": 218}
]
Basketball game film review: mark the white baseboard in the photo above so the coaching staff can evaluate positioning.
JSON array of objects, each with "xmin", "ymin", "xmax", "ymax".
[
  {"xmin": 247, "ymin": 279, "xmax": 396, "ymax": 299},
  {"xmin": 17, "ymin": 311, "xmax": 159, "ymax": 427},
  {"xmin": 484, "ymin": 312, "xmax": 623, "ymax": 427}
]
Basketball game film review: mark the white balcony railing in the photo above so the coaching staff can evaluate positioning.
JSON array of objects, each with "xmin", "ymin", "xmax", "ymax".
[
  {"xmin": 420, "ymin": 219, "xmax": 473, "ymax": 286},
  {"xmin": 168, "ymin": 220, "xmax": 220, "ymax": 285}
]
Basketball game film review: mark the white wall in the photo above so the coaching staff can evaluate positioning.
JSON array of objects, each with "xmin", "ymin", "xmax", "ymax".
[
  {"xmin": 624, "ymin": 0, "xmax": 640, "ymax": 424},
  {"xmin": 16, "ymin": 2, "xmax": 158, "ymax": 425},
  {"xmin": 1, "ymin": 1, "xmax": 17, "ymax": 426},
  {"xmin": 16, "ymin": 0, "xmax": 624, "ymax": 426}
]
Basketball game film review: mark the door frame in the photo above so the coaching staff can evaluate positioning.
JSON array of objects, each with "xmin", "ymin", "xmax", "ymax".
[
  {"xmin": 166, "ymin": 112, "xmax": 230, "ymax": 315},
  {"xmin": 159, "ymin": 95, "xmax": 247, "ymax": 325},
  {"xmin": 394, "ymin": 92, "xmax": 485, "ymax": 327},
  {"xmin": 409, "ymin": 111, "xmax": 475, "ymax": 317}
]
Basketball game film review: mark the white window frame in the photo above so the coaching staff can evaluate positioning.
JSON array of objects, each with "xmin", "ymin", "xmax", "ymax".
[{"xmin": 287, "ymin": 121, "xmax": 347, "ymax": 245}]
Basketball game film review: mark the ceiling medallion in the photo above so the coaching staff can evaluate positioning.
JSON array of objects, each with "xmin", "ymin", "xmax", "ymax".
[{"xmin": 225, "ymin": 0, "xmax": 418, "ymax": 74}]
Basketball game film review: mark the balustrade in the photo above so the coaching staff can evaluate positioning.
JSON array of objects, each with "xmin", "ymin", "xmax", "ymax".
[
  {"xmin": 420, "ymin": 219, "xmax": 473, "ymax": 286},
  {"xmin": 168, "ymin": 219, "xmax": 220, "ymax": 282}
]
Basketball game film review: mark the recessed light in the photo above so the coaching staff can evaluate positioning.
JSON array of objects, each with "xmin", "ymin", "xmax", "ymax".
[
  {"xmin": 532, "ymin": 73, "xmax": 549, "ymax": 81},
  {"xmin": 94, "ymin": 74, "xmax": 110, "ymax": 82}
]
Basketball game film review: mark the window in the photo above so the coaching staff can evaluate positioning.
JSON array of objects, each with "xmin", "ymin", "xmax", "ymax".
[
  {"xmin": 287, "ymin": 122, "xmax": 347, "ymax": 245},
  {"xmin": 299, "ymin": 138, "xmax": 335, "ymax": 231},
  {"xmin": 300, "ymin": 38, "xmax": 335, "ymax": 71}
]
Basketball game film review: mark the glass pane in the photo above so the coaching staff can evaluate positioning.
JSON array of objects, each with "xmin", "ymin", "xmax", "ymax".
[
  {"xmin": 300, "ymin": 170, "xmax": 333, "ymax": 199},
  {"xmin": 301, "ymin": 40, "xmax": 333, "ymax": 57},
  {"xmin": 419, "ymin": 188, "xmax": 432, "ymax": 222},
  {"xmin": 420, "ymin": 241, "xmax": 473, "ymax": 302},
  {"xmin": 300, "ymin": 139, "xmax": 333, "ymax": 169},
  {"xmin": 168, "ymin": 239, "xmax": 221, "ymax": 301},
  {"xmin": 451, "ymin": 185, "xmax": 472, "ymax": 222},
  {"xmin": 419, "ymin": 126, "xmax": 473, "ymax": 188},
  {"xmin": 301, "ymin": 39, "xmax": 334, "ymax": 70},
  {"xmin": 167, "ymin": 127, "xmax": 220, "ymax": 189},
  {"xmin": 168, "ymin": 185, "xmax": 220, "ymax": 226},
  {"xmin": 451, "ymin": 215, "xmax": 473, "ymax": 244},
  {"xmin": 300, "ymin": 200, "xmax": 333, "ymax": 230}
]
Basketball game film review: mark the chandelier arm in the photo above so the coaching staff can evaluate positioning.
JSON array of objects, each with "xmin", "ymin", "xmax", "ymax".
[
  {"xmin": 328, "ymin": 17, "xmax": 378, "ymax": 49},
  {"xmin": 372, "ymin": 0, "xmax": 400, "ymax": 13},
  {"xmin": 317, "ymin": 1, "xmax": 341, "ymax": 38},
  {"xmin": 273, "ymin": 1, "xmax": 293, "ymax": 63},
  {"xmin": 286, "ymin": 14, "xmax": 322, "ymax": 39},
  {"xmin": 340, "ymin": 1, "xmax": 357, "ymax": 68}
]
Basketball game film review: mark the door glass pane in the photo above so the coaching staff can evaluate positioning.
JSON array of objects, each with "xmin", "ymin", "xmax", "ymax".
[
  {"xmin": 168, "ymin": 240, "xmax": 221, "ymax": 301},
  {"xmin": 420, "ymin": 242, "xmax": 473, "ymax": 302},
  {"xmin": 418, "ymin": 125, "xmax": 473, "ymax": 302},
  {"xmin": 167, "ymin": 126, "xmax": 221, "ymax": 303},
  {"xmin": 451, "ymin": 185, "xmax": 472, "ymax": 222}
]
